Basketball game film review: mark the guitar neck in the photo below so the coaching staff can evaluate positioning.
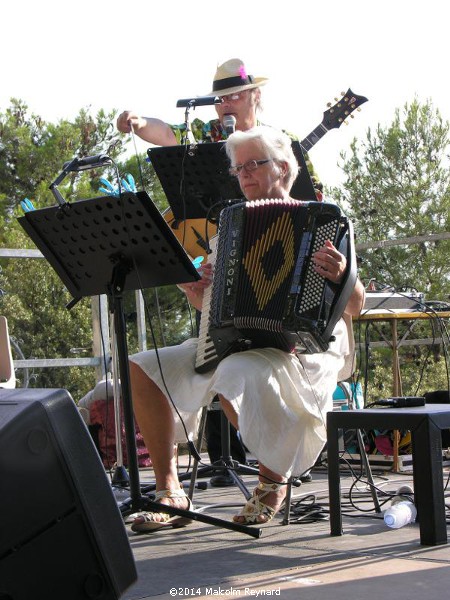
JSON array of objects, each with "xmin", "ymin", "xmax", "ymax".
[
  {"xmin": 300, "ymin": 123, "xmax": 329, "ymax": 153},
  {"xmin": 299, "ymin": 88, "xmax": 368, "ymax": 153}
]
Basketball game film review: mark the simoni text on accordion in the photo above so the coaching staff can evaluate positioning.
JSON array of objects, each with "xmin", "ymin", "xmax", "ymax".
[{"xmin": 195, "ymin": 198, "xmax": 357, "ymax": 373}]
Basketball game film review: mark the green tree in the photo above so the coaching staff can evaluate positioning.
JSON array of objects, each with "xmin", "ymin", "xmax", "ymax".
[
  {"xmin": 331, "ymin": 98, "xmax": 450, "ymax": 299},
  {"xmin": 0, "ymin": 99, "xmax": 194, "ymax": 400},
  {"xmin": 0, "ymin": 99, "xmax": 126, "ymax": 220},
  {"xmin": 331, "ymin": 99, "xmax": 450, "ymax": 402}
]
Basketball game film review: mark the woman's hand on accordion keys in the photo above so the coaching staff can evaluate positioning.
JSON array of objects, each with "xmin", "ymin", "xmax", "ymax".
[
  {"xmin": 313, "ymin": 240, "xmax": 366, "ymax": 316},
  {"xmin": 176, "ymin": 263, "xmax": 213, "ymax": 311},
  {"xmin": 312, "ymin": 240, "xmax": 347, "ymax": 284}
]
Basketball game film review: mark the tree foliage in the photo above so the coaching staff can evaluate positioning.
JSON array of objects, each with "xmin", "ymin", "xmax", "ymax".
[
  {"xmin": 0, "ymin": 99, "xmax": 192, "ymax": 400},
  {"xmin": 0, "ymin": 99, "xmax": 125, "ymax": 221},
  {"xmin": 330, "ymin": 99, "xmax": 450, "ymax": 403},
  {"xmin": 331, "ymin": 99, "xmax": 450, "ymax": 299}
]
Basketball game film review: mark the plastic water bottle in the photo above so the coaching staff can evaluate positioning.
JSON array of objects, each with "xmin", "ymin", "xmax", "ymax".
[
  {"xmin": 384, "ymin": 500, "xmax": 417, "ymax": 529},
  {"xmin": 384, "ymin": 485, "xmax": 416, "ymax": 529}
]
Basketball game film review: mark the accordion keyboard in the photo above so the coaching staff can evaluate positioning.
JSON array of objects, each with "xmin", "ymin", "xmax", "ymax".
[{"xmin": 195, "ymin": 237, "xmax": 219, "ymax": 373}]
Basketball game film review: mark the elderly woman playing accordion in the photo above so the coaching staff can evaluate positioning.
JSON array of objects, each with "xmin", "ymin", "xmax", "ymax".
[{"xmin": 128, "ymin": 125, "xmax": 365, "ymax": 532}]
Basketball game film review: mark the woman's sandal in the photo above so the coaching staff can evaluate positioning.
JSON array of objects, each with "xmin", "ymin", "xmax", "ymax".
[
  {"xmin": 130, "ymin": 488, "xmax": 193, "ymax": 533},
  {"xmin": 233, "ymin": 481, "xmax": 286, "ymax": 525}
]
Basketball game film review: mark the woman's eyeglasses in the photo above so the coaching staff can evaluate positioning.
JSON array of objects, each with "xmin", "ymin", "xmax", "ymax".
[{"xmin": 229, "ymin": 159, "xmax": 273, "ymax": 177}]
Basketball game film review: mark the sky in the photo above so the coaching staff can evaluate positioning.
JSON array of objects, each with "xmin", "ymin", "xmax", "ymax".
[{"xmin": 2, "ymin": 0, "xmax": 449, "ymax": 189}]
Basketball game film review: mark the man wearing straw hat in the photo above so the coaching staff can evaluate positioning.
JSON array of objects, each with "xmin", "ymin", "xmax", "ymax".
[{"xmin": 116, "ymin": 57, "xmax": 320, "ymax": 186}]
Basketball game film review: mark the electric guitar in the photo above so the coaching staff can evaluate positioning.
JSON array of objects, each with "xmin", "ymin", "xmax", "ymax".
[{"xmin": 164, "ymin": 88, "xmax": 368, "ymax": 260}]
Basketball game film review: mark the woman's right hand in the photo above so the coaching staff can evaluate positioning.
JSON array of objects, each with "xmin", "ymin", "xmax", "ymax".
[{"xmin": 177, "ymin": 263, "xmax": 213, "ymax": 311}]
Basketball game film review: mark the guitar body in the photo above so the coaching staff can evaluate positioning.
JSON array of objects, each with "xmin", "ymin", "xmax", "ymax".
[
  {"xmin": 163, "ymin": 88, "xmax": 368, "ymax": 261},
  {"xmin": 163, "ymin": 207, "xmax": 217, "ymax": 261}
]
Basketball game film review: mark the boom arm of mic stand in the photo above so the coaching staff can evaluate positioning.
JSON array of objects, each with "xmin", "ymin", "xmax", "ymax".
[
  {"xmin": 49, "ymin": 158, "xmax": 79, "ymax": 207},
  {"xmin": 49, "ymin": 155, "xmax": 112, "ymax": 207}
]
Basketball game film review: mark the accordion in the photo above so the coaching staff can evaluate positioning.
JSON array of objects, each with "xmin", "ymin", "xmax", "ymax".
[{"xmin": 194, "ymin": 199, "xmax": 356, "ymax": 373}]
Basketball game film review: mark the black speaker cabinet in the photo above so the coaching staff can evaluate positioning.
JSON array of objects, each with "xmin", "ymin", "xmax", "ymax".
[{"xmin": 0, "ymin": 388, "xmax": 137, "ymax": 600}]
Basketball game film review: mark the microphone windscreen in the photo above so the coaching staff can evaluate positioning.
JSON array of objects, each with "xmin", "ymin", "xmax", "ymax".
[{"xmin": 223, "ymin": 115, "xmax": 236, "ymax": 134}]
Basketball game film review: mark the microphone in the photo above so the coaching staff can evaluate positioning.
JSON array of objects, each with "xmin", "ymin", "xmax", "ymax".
[
  {"xmin": 62, "ymin": 154, "xmax": 111, "ymax": 172},
  {"xmin": 223, "ymin": 114, "xmax": 236, "ymax": 135},
  {"xmin": 376, "ymin": 396, "xmax": 426, "ymax": 408},
  {"xmin": 176, "ymin": 96, "xmax": 222, "ymax": 108}
]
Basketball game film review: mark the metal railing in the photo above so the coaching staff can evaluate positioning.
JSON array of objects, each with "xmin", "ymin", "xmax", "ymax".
[
  {"xmin": 0, "ymin": 248, "xmax": 148, "ymax": 382},
  {"xmin": 1, "ymin": 230, "xmax": 449, "ymax": 381}
]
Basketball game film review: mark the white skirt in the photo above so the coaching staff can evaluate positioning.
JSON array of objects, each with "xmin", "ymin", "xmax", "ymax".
[{"xmin": 129, "ymin": 319, "xmax": 349, "ymax": 477}]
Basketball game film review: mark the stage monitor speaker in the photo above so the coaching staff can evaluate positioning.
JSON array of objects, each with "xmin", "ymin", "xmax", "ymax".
[{"xmin": 0, "ymin": 388, "xmax": 137, "ymax": 600}]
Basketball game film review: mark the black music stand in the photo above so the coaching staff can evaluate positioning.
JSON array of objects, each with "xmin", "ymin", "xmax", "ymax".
[
  {"xmin": 18, "ymin": 191, "xmax": 262, "ymax": 538},
  {"xmin": 148, "ymin": 142, "xmax": 242, "ymax": 220},
  {"xmin": 148, "ymin": 140, "xmax": 317, "ymax": 222}
]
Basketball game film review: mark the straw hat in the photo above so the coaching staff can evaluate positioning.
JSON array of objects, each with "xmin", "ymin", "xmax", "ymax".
[{"xmin": 207, "ymin": 58, "xmax": 268, "ymax": 96}]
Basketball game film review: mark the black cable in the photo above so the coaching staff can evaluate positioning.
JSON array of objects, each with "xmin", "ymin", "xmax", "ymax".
[
  {"xmin": 444, "ymin": 469, "xmax": 450, "ymax": 492},
  {"xmin": 94, "ymin": 164, "xmax": 123, "ymax": 479},
  {"xmin": 280, "ymin": 494, "xmax": 329, "ymax": 524},
  {"xmin": 114, "ymin": 128, "xmax": 205, "ymax": 472},
  {"xmin": 117, "ymin": 190, "xmax": 195, "ymax": 455},
  {"xmin": 129, "ymin": 126, "xmax": 147, "ymax": 194},
  {"xmin": 359, "ymin": 282, "xmax": 450, "ymax": 403},
  {"xmin": 409, "ymin": 299, "xmax": 449, "ymax": 395}
]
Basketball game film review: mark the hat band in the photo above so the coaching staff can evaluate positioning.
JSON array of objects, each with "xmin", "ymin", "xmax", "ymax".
[{"xmin": 212, "ymin": 74, "xmax": 254, "ymax": 92}]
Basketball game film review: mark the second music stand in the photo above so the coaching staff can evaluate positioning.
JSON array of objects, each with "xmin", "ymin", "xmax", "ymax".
[{"xmin": 148, "ymin": 140, "xmax": 317, "ymax": 222}]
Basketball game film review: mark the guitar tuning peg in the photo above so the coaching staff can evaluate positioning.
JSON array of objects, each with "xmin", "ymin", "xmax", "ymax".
[
  {"xmin": 357, "ymin": 107, "xmax": 362, "ymax": 112},
  {"xmin": 350, "ymin": 114, "xmax": 354, "ymax": 119},
  {"xmin": 334, "ymin": 97, "xmax": 339, "ymax": 102},
  {"xmin": 341, "ymin": 91, "xmax": 345, "ymax": 96},
  {"xmin": 327, "ymin": 102, "xmax": 332, "ymax": 107}
]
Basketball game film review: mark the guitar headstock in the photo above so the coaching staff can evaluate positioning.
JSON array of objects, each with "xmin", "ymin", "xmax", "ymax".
[{"xmin": 322, "ymin": 88, "xmax": 368, "ymax": 130}]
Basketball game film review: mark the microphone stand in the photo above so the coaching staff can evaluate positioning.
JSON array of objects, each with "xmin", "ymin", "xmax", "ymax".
[
  {"xmin": 183, "ymin": 105, "xmax": 196, "ymax": 146},
  {"xmin": 176, "ymin": 96, "xmax": 222, "ymax": 146}
]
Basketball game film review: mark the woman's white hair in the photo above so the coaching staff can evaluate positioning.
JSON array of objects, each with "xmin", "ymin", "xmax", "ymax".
[{"xmin": 225, "ymin": 125, "xmax": 300, "ymax": 191}]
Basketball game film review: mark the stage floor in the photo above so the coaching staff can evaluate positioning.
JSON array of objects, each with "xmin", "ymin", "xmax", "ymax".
[{"xmin": 118, "ymin": 458, "xmax": 450, "ymax": 600}]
